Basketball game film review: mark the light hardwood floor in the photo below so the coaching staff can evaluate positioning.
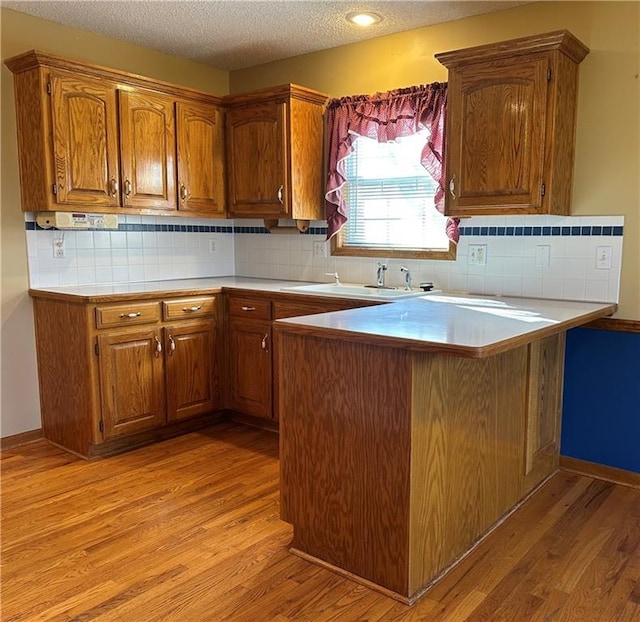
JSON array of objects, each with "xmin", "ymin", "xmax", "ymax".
[{"xmin": 2, "ymin": 422, "xmax": 639, "ymax": 621}]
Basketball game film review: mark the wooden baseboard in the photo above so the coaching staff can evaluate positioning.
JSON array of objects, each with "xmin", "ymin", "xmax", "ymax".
[
  {"xmin": 1, "ymin": 429, "xmax": 43, "ymax": 450},
  {"xmin": 560, "ymin": 456, "xmax": 640, "ymax": 489},
  {"xmin": 586, "ymin": 317, "xmax": 640, "ymax": 333},
  {"xmin": 229, "ymin": 411, "xmax": 279, "ymax": 433}
]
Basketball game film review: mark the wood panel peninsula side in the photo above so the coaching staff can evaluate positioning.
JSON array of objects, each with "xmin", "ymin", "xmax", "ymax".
[{"xmin": 274, "ymin": 294, "xmax": 616, "ymax": 604}]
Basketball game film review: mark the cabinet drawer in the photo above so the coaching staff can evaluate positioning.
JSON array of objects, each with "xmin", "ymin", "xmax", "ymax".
[
  {"xmin": 163, "ymin": 296, "xmax": 217, "ymax": 321},
  {"xmin": 95, "ymin": 302, "xmax": 161, "ymax": 329},
  {"xmin": 228, "ymin": 296, "xmax": 272, "ymax": 320}
]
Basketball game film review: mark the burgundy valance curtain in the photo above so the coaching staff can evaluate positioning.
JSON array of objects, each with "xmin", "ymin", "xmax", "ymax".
[{"xmin": 324, "ymin": 82, "xmax": 458, "ymax": 243}]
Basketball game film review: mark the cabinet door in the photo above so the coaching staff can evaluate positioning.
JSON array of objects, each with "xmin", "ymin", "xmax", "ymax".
[
  {"xmin": 226, "ymin": 102, "xmax": 289, "ymax": 218},
  {"xmin": 98, "ymin": 329, "xmax": 166, "ymax": 439},
  {"xmin": 445, "ymin": 55, "xmax": 549, "ymax": 215},
  {"xmin": 119, "ymin": 90, "xmax": 177, "ymax": 210},
  {"xmin": 165, "ymin": 321, "xmax": 220, "ymax": 421},
  {"xmin": 49, "ymin": 72, "xmax": 120, "ymax": 207},
  {"xmin": 228, "ymin": 318, "xmax": 272, "ymax": 418},
  {"xmin": 176, "ymin": 101, "xmax": 225, "ymax": 215}
]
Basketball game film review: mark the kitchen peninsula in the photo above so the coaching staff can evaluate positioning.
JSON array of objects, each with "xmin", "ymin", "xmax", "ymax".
[{"xmin": 273, "ymin": 294, "xmax": 616, "ymax": 603}]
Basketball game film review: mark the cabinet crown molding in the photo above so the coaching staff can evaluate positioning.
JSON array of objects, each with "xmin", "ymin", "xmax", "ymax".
[
  {"xmin": 435, "ymin": 30, "xmax": 589, "ymax": 68},
  {"xmin": 4, "ymin": 49, "xmax": 224, "ymax": 105},
  {"xmin": 224, "ymin": 83, "xmax": 328, "ymax": 107}
]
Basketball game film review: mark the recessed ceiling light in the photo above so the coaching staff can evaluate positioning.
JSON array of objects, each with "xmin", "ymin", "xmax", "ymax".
[{"xmin": 347, "ymin": 12, "xmax": 382, "ymax": 27}]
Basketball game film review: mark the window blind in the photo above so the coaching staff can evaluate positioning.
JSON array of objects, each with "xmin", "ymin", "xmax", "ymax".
[{"xmin": 343, "ymin": 132, "xmax": 449, "ymax": 250}]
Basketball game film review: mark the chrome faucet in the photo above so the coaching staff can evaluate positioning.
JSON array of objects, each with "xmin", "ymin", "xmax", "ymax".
[
  {"xmin": 376, "ymin": 262, "xmax": 387, "ymax": 287},
  {"xmin": 400, "ymin": 266, "xmax": 412, "ymax": 291},
  {"xmin": 325, "ymin": 271, "xmax": 340, "ymax": 285}
]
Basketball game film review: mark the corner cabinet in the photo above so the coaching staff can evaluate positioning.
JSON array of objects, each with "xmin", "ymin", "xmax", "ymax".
[
  {"xmin": 225, "ymin": 292, "xmax": 381, "ymax": 425},
  {"xmin": 224, "ymin": 85, "xmax": 327, "ymax": 228},
  {"xmin": 5, "ymin": 50, "xmax": 226, "ymax": 218},
  {"xmin": 436, "ymin": 30, "xmax": 589, "ymax": 217},
  {"xmin": 30, "ymin": 291, "xmax": 222, "ymax": 459}
]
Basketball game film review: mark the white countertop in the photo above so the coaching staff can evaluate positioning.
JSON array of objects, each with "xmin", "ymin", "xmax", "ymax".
[
  {"xmin": 29, "ymin": 276, "xmax": 309, "ymax": 299},
  {"xmin": 30, "ymin": 278, "xmax": 615, "ymax": 355},
  {"xmin": 274, "ymin": 293, "xmax": 616, "ymax": 357}
]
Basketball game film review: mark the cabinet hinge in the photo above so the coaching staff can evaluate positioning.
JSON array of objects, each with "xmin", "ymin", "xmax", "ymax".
[
  {"xmin": 52, "ymin": 184, "xmax": 58, "ymax": 196},
  {"xmin": 547, "ymin": 68, "xmax": 552, "ymax": 81},
  {"xmin": 47, "ymin": 82, "xmax": 52, "ymax": 95},
  {"xmin": 541, "ymin": 183, "xmax": 546, "ymax": 197},
  {"xmin": 99, "ymin": 420, "xmax": 104, "ymax": 434},
  {"xmin": 94, "ymin": 342, "xmax": 100, "ymax": 356}
]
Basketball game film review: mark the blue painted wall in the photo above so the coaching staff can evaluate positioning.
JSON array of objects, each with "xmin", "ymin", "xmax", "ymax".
[{"xmin": 561, "ymin": 327, "xmax": 640, "ymax": 473}]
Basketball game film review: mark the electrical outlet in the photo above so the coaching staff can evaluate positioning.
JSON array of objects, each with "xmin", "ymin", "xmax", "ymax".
[
  {"xmin": 596, "ymin": 245, "xmax": 612, "ymax": 270},
  {"xmin": 313, "ymin": 241, "xmax": 328, "ymax": 258},
  {"xmin": 53, "ymin": 238, "xmax": 65, "ymax": 258},
  {"xmin": 209, "ymin": 238, "xmax": 216, "ymax": 253},
  {"xmin": 468, "ymin": 244, "xmax": 487, "ymax": 266},
  {"xmin": 535, "ymin": 245, "xmax": 550, "ymax": 268}
]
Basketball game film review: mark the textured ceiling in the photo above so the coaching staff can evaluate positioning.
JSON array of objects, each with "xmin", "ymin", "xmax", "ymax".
[{"xmin": 3, "ymin": 1, "xmax": 528, "ymax": 71}]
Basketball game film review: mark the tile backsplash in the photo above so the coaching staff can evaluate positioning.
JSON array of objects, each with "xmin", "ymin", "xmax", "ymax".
[{"xmin": 24, "ymin": 212, "xmax": 624, "ymax": 304}]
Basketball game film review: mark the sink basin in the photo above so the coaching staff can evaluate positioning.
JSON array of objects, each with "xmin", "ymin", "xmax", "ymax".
[{"xmin": 281, "ymin": 282, "xmax": 432, "ymax": 300}]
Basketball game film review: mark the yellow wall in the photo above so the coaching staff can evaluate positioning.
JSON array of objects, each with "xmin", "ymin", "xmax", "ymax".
[
  {"xmin": 231, "ymin": 1, "xmax": 640, "ymax": 320},
  {"xmin": 0, "ymin": 8, "xmax": 228, "ymax": 436}
]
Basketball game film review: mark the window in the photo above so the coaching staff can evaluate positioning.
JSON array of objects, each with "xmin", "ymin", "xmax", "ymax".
[{"xmin": 333, "ymin": 131, "xmax": 455, "ymax": 259}]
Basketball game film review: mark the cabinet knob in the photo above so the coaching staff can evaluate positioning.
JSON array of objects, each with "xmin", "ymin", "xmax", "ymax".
[
  {"xmin": 241, "ymin": 306, "xmax": 256, "ymax": 312},
  {"xmin": 449, "ymin": 175, "xmax": 457, "ymax": 200},
  {"xmin": 124, "ymin": 179, "xmax": 132, "ymax": 197},
  {"xmin": 261, "ymin": 333, "xmax": 269, "ymax": 352},
  {"xmin": 180, "ymin": 184, "xmax": 188, "ymax": 201},
  {"xmin": 154, "ymin": 336, "xmax": 162, "ymax": 357},
  {"xmin": 277, "ymin": 185, "xmax": 283, "ymax": 204},
  {"xmin": 109, "ymin": 178, "xmax": 119, "ymax": 197},
  {"xmin": 182, "ymin": 306, "xmax": 201, "ymax": 312},
  {"xmin": 168, "ymin": 335, "xmax": 175, "ymax": 355}
]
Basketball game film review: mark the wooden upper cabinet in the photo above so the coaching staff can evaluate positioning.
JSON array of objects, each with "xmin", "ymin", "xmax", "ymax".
[
  {"xmin": 49, "ymin": 72, "xmax": 120, "ymax": 207},
  {"xmin": 224, "ymin": 85, "xmax": 328, "ymax": 225},
  {"xmin": 119, "ymin": 89, "xmax": 177, "ymax": 210},
  {"xmin": 226, "ymin": 101, "xmax": 287, "ymax": 217},
  {"xmin": 176, "ymin": 101, "xmax": 225, "ymax": 215},
  {"xmin": 436, "ymin": 31, "xmax": 589, "ymax": 217},
  {"xmin": 5, "ymin": 50, "xmax": 225, "ymax": 217}
]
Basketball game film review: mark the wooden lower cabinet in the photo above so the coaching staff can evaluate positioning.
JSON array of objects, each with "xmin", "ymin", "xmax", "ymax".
[
  {"xmin": 31, "ymin": 292, "xmax": 221, "ymax": 459},
  {"xmin": 228, "ymin": 318, "xmax": 273, "ymax": 419},
  {"xmin": 98, "ymin": 328, "xmax": 166, "ymax": 439},
  {"xmin": 165, "ymin": 321, "xmax": 219, "ymax": 422},
  {"xmin": 226, "ymin": 292, "xmax": 381, "ymax": 422}
]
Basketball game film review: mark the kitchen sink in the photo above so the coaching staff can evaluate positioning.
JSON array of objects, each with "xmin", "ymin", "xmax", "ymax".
[{"xmin": 281, "ymin": 282, "xmax": 433, "ymax": 300}]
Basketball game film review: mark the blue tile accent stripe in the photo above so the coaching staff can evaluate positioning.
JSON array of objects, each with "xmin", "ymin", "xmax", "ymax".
[
  {"xmin": 24, "ymin": 221, "xmax": 330, "ymax": 235},
  {"xmin": 458, "ymin": 225, "xmax": 624, "ymax": 237},
  {"xmin": 25, "ymin": 220, "xmax": 621, "ymax": 238}
]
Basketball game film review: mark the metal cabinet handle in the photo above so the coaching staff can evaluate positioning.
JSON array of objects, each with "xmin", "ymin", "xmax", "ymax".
[
  {"xmin": 119, "ymin": 312, "xmax": 141, "ymax": 319},
  {"xmin": 180, "ymin": 184, "xmax": 188, "ymax": 201},
  {"xmin": 154, "ymin": 336, "xmax": 162, "ymax": 357},
  {"xmin": 168, "ymin": 335, "xmax": 175, "ymax": 355},
  {"xmin": 182, "ymin": 306, "xmax": 201, "ymax": 312},
  {"xmin": 109, "ymin": 178, "xmax": 118, "ymax": 197},
  {"xmin": 241, "ymin": 306, "xmax": 256, "ymax": 312},
  {"xmin": 277, "ymin": 185, "xmax": 283, "ymax": 204},
  {"xmin": 261, "ymin": 333, "xmax": 269, "ymax": 352},
  {"xmin": 124, "ymin": 179, "xmax": 132, "ymax": 197},
  {"xmin": 449, "ymin": 174, "xmax": 457, "ymax": 200}
]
